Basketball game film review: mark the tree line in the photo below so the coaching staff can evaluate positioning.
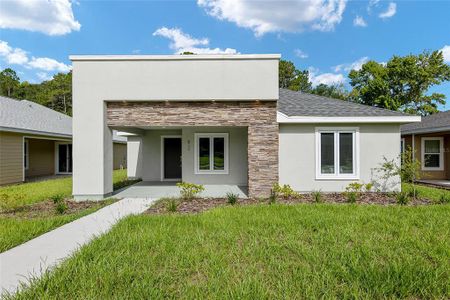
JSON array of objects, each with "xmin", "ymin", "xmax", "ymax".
[
  {"xmin": 280, "ymin": 49, "xmax": 450, "ymax": 116},
  {"xmin": 1, "ymin": 49, "xmax": 449, "ymax": 116}
]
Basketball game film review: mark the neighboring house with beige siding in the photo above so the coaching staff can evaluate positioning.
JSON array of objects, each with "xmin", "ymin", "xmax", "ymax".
[
  {"xmin": 401, "ymin": 110, "xmax": 450, "ymax": 182},
  {"xmin": 0, "ymin": 96, "xmax": 127, "ymax": 185}
]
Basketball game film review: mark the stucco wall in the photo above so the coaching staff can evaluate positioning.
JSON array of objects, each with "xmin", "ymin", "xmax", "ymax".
[
  {"xmin": 0, "ymin": 131, "xmax": 23, "ymax": 185},
  {"xmin": 25, "ymin": 138, "xmax": 55, "ymax": 178},
  {"xmin": 71, "ymin": 55, "xmax": 279, "ymax": 199},
  {"xmin": 279, "ymin": 123, "xmax": 401, "ymax": 192}
]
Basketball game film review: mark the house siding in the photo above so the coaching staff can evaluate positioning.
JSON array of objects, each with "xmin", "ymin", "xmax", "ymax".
[
  {"xmin": 107, "ymin": 101, "xmax": 278, "ymax": 197},
  {"xmin": 25, "ymin": 138, "xmax": 55, "ymax": 178},
  {"xmin": 402, "ymin": 132, "xmax": 450, "ymax": 180},
  {"xmin": 0, "ymin": 132, "xmax": 23, "ymax": 185}
]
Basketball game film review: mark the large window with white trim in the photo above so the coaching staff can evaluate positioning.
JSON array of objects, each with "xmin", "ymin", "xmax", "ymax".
[
  {"xmin": 195, "ymin": 133, "xmax": 228, "ymax": 174},
  {"xmin": 421, "ymin": 137, "xmax": 443, "ymax": 170},
  {"xmin": 316, "ymin": 128, "xmax": 359, "ymax": 179}
]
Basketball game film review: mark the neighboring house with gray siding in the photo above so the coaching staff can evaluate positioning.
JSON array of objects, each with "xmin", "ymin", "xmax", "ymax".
[
  {"xmin": 70, "ymin": 54, "xmax": 420, "ymax": 200},
  {"xmin": 0, "ymin": 96, "xmax": 127, "ymax": 185},
  {"xmin": 401, "ymin": 110, "xmax": 450, "ymax": 181}
]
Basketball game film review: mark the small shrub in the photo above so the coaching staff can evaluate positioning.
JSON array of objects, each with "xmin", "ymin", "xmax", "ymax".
[
  {"xmin": 346, "ymin": 192, "xmax": 358, "ymax": 203},
  {"xmin": 312, "ymin": 190, "xmax": 322, "ymax": 203},
  {"xmin": 55, "ymin": 201, "xmax": 68, "ymax": 214},
  {"xmin": 51, "ymin": 194, "xmax": 64, "ymax": 204},
  {"xmin": 272, "ymin": 183, "xmax": 300, "ymax": 199},
  {"xmin": 407, "ymin": 188, "xmax": 420, "ymax": 199},
  {"xmin": 269, "ymin": 189, "xmax": 277, "ymax": 204},
  {"xmin": 437, "ymin": 193, "xmax": 450, "ymax": 204},
  {"xmin": 176, "ymin": 182, "xmax": 205, "ymax": 200},
  {"xmin": 396, "ymin": 191, "xmax": 410, "ymax": 205},
  {"xmin": 165, "ymin": 198, "xmax": 179, "ymax": 213},
  {"xmin": 364, "ymin": 182, "xmax": 374, "ymax": 192},
  {"xmin": 226, "ymin": 192, "xmax": 238, "ymax": 205}
]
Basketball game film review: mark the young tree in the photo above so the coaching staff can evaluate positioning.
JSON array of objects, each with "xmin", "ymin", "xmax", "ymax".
[
  {"xmin": 279, "ymin": 60, "xmax": 311, "ymax": 92},
  {"xmin": 0, "ymin": 68, "xmax": 20, "ymax": 97},
  {"xmin": 349, "ymin": 50, "xmax": 450, "ymax": 115}
]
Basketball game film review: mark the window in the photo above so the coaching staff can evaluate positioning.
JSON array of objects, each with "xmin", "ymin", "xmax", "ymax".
[
  {"xmin": 316, "ymin": 128, "xmax": 359, "ymax": 179},
  {"xmin": 421, "ymin": 137, "xmax": 443, "ymax": 170},
  {"xmin": 195, "ymin": 133, "xmax": 228, "ymax": 174},
  {"xmin": 56, "ymin": 143, "xmax": 73, "ymax": 174},
  {"xmin": 24, "ymin": 140, "xmax": 29, "ymax": 170},
  {"xmin": 401, "ymin": 138, "xmax": 405, "ymax": 153}
]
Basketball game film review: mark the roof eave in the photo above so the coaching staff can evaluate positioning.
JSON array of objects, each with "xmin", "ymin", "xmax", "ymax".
[
  {"xmin": 277, "ymin": 112, "xmax": 421, "ymax": 124},
  {"xmin": 401, "ymin": 126, "xmax": 450, "ymax": 135},
  {"xmin": 0, "ymin": 126, "xmax": 72, "ymax": 139}
]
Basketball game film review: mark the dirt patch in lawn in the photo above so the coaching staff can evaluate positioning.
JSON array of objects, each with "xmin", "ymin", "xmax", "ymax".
[
  {"xmin": 0, "ymin": 199, "xmax": 115, "ymax": 218},
  {"xmin": 146, "ymin": 193, "xmax": 433, "ymax": 215}
]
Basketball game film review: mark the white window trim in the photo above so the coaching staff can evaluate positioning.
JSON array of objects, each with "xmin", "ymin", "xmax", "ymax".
[
  {"xmin": 194, "ymin": 133, "xmax": 229, "ymax": 175},
  {"xmin": 421, "ymin": 137, "xmax": 444, "ymax": 171},
  {"xmin": 315, "ymin": 127, "xmax": 360, "ymax": 180},
  {"xmin": 401, "ymin": 138, "xmax": 405, "ymax": 153},
  {"xmin": 160, "ymin": 135, "xmax": 182, "ymax": 181},
  {"xmin": 24, "ymin": 139, "xmax": 29, "ymax": 171},
  {"xmin": 55, "ymin": 142, "xmax": 73, "ymax": 175}
]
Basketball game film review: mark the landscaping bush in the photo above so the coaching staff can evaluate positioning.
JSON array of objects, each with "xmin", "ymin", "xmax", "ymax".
[
  {"xmin": 55, "ymin": 201, "xmax": 68, "ymax": 214},
  {"xmin": 311, "ymin": 190, "xmax": 322, "ymax": 203},
  {"xmin": 268, "ymin": 189, "xmax": 277, "ymax": 204},
  {"xmin": 396, "ymin": 192, "xmax": 410, "ymax": 205},
  {"xmin": 346, "ymin": 192, "xmax": 358, "ymax": 203},
  {"xmin": 164, "ymin": 198, "xmax": 179, "ymax": 213},
  {"xmin": 176, "ymin": 182, "xmax": 205, "ymax": 200},
  {"xmin": 272, "ymin": 183, "xmax": 300, "ymax": 199},
  {"xmin": 51, "ymin": 194, "xmax": 64, "ymax": 204},
  {"xmin": 226, "ymin": 192, "xmax": 238, "ymax": 205},
  {"xmin": 344, "ymin": 182, "xmax": 364, "ymax": 203}
]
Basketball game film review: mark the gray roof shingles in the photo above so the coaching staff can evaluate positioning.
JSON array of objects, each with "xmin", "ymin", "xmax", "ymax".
[
  {"xmin": 0, "ymin": 96, "xmax": 72, "ymax": 137},
  {"xmin": 401, "ymin": 110, "xmax": 450, "ymax": 134},
  {"xmin": 0, "ymin": 96, "xmax": 126, "ymax": 142},
  {"xmin": 278, "ymin": 88, "xmax": 411, "ymax": 117}
]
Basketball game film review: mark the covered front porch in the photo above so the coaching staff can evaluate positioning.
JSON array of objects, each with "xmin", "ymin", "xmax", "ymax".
[{"xmin": 113, "ymin": 181, "xmax": 248, "ymax": 198}]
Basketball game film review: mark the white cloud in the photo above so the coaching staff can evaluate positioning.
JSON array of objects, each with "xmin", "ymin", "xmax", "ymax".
[
  {"xmin": 333, "ymin": 56, "xmax": 369, "ymax": 72},
  {"xmin": 353, "ymin": 16, "xmax": 367, "ymax": 27},
  {"xmin": 0, "ymin": 40, "xmax": 71, "ymax": 72},
  {"xmin": 379, "ymin": 2, "xmax": 397, "ymax": 19},
  {"xmin": 197, "ymin": 0, "xmax": 347, "ymax": 36},
  {"xmin": 37, "ymin": 72, "xmax": 52, "ymax": 81},
  {"xmin": 153, "ymin": 27, "xmax": 238, "ymax": 54},
  {"xmin": 441, "ymin": 45, "xmax": 450, "ymax": 63},
  {"xmin": 294, "ymin": 49, "xmax": 308, "ymax": 59},
  {"xmin": 0, "ymin": 0, "xmax": 80, "ymax": 35},
  {"xmin": 28, "ymin": 57, "xmax": 71, "ymax": 72},
  {"xmin": 309, "ymin": 67, "xmax": 345, "ymax": 87}
]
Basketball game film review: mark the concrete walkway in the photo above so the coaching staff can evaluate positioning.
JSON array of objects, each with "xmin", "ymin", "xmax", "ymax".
[{"xmin": 0, "ymin": 198, "xmax": 154, "ymax": 296}]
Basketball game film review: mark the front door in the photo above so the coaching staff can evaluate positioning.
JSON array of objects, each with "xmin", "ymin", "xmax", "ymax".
[{"xmin": 163, "ymin": 137, "xmax": 182, "ymax": 180}]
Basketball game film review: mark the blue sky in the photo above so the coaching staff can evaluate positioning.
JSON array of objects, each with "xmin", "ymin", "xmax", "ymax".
[{"xmin": 0, "ymin": 0, "xmax": 449, "ymax": 110}]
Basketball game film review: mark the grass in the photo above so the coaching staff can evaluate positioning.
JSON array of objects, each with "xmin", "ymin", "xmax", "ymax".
[
  {"xmin": 402, "ymin": 182, "xmax": 450, "ymax": 202},
  {"xmin": 10, "ymin": 204, "xmax": 450, "ymax": 299},
  {"xmin": 0, "ymin": 199, "xmax": 115, "ymax": 252},
  {"xmin": 0, "ymin": 169, "xmax": 132, "ymax": 211}
]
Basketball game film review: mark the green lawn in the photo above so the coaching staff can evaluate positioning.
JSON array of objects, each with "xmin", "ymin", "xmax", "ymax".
[
  {"xmin": 0, "ymin": 169, "xmax": 136, "ymax": 252},
  {"xmin": 0, "ymin": 200, "xmax": 115, "ymax": 252},
  {"xmin": 0, "ymin": 169, "xmax": 131, "ymax": 211},
  {"xmin": 10, "ymin": 204, "xmax": 450, "ymax": 299},
  {"xmin": 402, "ymin": 182, "xmax": 450, "ymax": 202}
]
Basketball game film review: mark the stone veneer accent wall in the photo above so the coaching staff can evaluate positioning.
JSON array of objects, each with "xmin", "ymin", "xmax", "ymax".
[{"xmin": 107, "ymin": 101, "xmax": 278, "ymax": 197}]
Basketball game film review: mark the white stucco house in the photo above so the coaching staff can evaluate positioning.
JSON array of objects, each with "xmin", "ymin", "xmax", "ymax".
[{"xmin": 71, "ymin": 54, "xmax": 420, "ymax": 200}]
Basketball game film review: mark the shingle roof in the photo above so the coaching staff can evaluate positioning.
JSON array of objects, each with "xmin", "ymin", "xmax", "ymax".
[
  {"xmin": 0, "ymin": 96, "xmax": 72, "ymax": 137},
  {"xmin": 278, "ymin": 88, "xmax": 411, "ymax": 117},
  {"xmin": 401, "ymin": 110, "xmax": 450, "ymax": 134},
  {"xmin": 0, "ymin": 96, "xmax": 126, "ymax": 142}
]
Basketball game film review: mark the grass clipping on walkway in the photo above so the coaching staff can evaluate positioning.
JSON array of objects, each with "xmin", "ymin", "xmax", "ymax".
[{"xmin": 10, "ymin": 204, "xmax": 450, "ymax": 299}]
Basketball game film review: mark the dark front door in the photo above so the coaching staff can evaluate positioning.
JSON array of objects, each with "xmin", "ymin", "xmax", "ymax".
[
  {"xmin": 163, "ymin": 137, "xmax": 182, "ymax": 180},
  {"xmin": 58, "ymin": 144, "xmax": 72, "ymax": 173}
]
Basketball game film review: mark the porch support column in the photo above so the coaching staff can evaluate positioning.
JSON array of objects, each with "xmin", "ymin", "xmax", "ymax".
[
  {"xmin": 248, "ymin": 123, "xmax": 279, "ymax": 197},
  {"xmin": 127, "ymin": 136, "xmax": 143, "ymax": 179}
]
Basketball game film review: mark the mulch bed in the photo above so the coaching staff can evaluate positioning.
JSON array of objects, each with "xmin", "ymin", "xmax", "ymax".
[
  {"xmin": 145, "ymin": 193, "xmax": 433, "ymax": 215},
  {"xmin": 0, "ymin": 200, "xmax": 112, "ymax": 218}
]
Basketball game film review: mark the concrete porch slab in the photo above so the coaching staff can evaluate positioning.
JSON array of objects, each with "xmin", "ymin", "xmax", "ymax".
[
  {"xmin": 113, "ymin": 181, "xmax": 248, "ymax": 198},
  {"xmin": 417, "ymin": 180, "xmax": 450, "ymax": 189}
]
